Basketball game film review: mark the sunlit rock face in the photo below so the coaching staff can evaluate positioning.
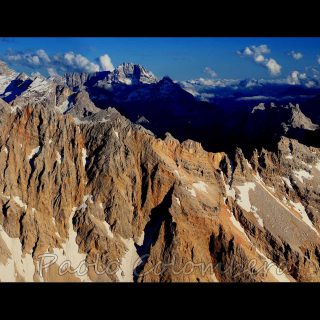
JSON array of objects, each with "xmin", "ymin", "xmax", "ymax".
[{"xmin": 1, "ymin": 61, "xmax": 320, "ymax": 282}]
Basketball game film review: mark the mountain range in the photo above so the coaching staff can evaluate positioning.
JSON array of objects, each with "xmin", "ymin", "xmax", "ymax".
[{"xmin": 1, "ymin": 60, "xmax": 320, "ymax": 282}]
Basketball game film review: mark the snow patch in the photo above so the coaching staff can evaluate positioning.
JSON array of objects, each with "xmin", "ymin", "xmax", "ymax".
[
  {"xmin": 0, "ymin": 225, "xmax": 35, "ymax": 282},
  {"xmin": 82, "ymin": 148, "xmax": 87, "ymax": 168},
  {"xmin": 117, "ymin": 237, "xmax": 141, "ymax": 282},
  {"xmin": 56, "ymin": 151, "xmax": 61, "ymax": 164},
  {"xmin": 175, "ymin": 196, "xmax": 181, "ymax": 206},
  {"xmin": 235, "ymin": 182, "xmax": 256, "ymax": 212},
  {"xmin": 301, "ymin": 161, "xmax": 312, "ymax": 169},
  {"xmin": 293, "ymin": 169, "xmax": 313, "ymax": 183},
  {"xmin": 136, "ymin": 232, "xmax": 145, "ymax": 246},
  {"xmin": 13, "ymin": 196, "xmax": 27, "ymax": 210},
  {"xmin": 52, "ymin": 207, "xmax": 90, "ymax": 282},
  {"xmin": 251, "ymin": 206, "xmax": 264, "ymax": 228},
  {"xmin": 225, "ymin": 184, "xmax": 236, "ymax": 199},
  {"xmin": 78, "ymin": 194, "xmax": 93, "ymax": 211},
  {"xmin": 186, "ymin": 187, "xmax": 196, "ymax": 197},
  {"xmin": 282, "ymin": 177, "xmax": 293, "ymax": 189},
  {"xmin": 228, "ymin": 211, "xmax": 250, "ymax": 242},
  {"xmin": 102, "ymin": 221, "xmax": 114, "ymax": 239},
  {"xmin": 192, "ymin": 181, "xmax": 208, "ymax": 193},
  {"xmin": 28, "ymin": 146, "xmax": 40, "ymax": 160},
  {"xmin": 28, "ymin": 77, "xmax": 50, "ymax": 94},
  {"xmin": 113, "ymin": 129, "xmax": 119, "ymax": 139},
  {"xmin": 221, "ymin": 172, "xmax": 236, "ymax": 199},
  {"xmin": 173, "ymin": 170, "xmax": 181, "ymax": 178}
]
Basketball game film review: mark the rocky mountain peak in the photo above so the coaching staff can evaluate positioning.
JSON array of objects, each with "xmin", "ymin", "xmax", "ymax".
[
  {"xmin": 0, "ymin": 60, "xmax": 15, "ymax": 77},
  {"xmin": 110, "ymin": 62, "xmax": 158, "ymax": 85},
  {"xmin": 2, "ymin": 61, "xmax": 320, "ymax": 283},
  {"xmin": 16, "ymin": 72, "xmax": 30, "ymax": 82},
  {"xmin": 289, "ymin": 103, "xmax": 319, "ymax": 130},
  {"xmin": 251, "ymin": 102, "xmax": 266, "ymax": 113}
]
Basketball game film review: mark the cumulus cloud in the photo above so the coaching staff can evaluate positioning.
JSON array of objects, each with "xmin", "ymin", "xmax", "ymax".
[
  {"xmin": 3, "ymin": 49, "xmax": 114, "ymax": 76},
  {"xmin": 254, "ymin": 54, "xmax": 265, "ymax": 63},
  {"xmin": 288, "ymin": 51, "xmax": 303, "ymax": 60},
  {"xmin": 62, "ymin": 51, "xmax": 100, "ymax": 73},
  {"xmin": 98, "ymin": 54, "xmax": 114, "ymax": 71},
  {"xmin": 266, "ymin": 58, "xmax": 282, "ymax": 76},
  {"xmin": 237, "ymin": 44, "xmax": 281, "ymax": 76},
  {"xmin": 27, "ymin": 55, "xmax": 40, "ymax": 65},
  {"xmin": 237, "ymin": 44, "xmax": 270, "ymax": 57},
  {"xmin": 36, "ymin": 49, "xmax": 51, "ymax": 63},
  {"xmin": 7, "ymin": 53, "xmax": 22, "ymax": 61},
  {"xmin": 204, "ymin": 67, "xmax": 217, "ymax": 78},
  {"xmin": 287, "ymin": 70, "xmax": 307, "ymax": 85}
]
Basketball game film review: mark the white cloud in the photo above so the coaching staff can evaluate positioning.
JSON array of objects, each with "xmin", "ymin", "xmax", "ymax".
[
  {"xmin": 237, "ymin": 95, "xmax": 276, "ymax": 101},
  {"xmin": 237, "ymin": 44, "xmax": 281, "ymax": 76},
  {"xmin": 317, "ymin": 56, "xmax": 320, "ymax": 64},
  {"xmin": 36, "ymin": 49, "xmax": 51, "ymax": 63},
  {"xmin": 266, "ymin": 58, "xmax": 282, "ymax": 76},
  {"xmin": 305, "ymin": 80, "xmax": 317, "ymax": 88},
  {"xmin": 7, "ymin": 50, "xmax": 48, "ymax": 67},
  {"xmin": 7, "ymin": 53, "xmax": 22, "ymax": 61},
  {"xmin": 4, "ymin": 49, "xmax": 114, "ymax": 76},
  {"xmin": 254, "ymin": 54, "xmax": 265, "ymax": 63},
  {"xmin": 288, "ymin": 51, "xmax": 303, "ymax": 60},
  {"xmin": 99, "ymin": 54, "xmax": 114, "ymax": 71},
  {"xmin": 243, "ymin": 47, "xmax": 253, "ymax": 56},
  {"xmin": 30, "ymin": 55, "xmax": 40, "ymax": 65},
  {"xmin": 287, "ymin": 70, "xmax": 307, "ymax": 85},
  {"xmin": 63, "ymin": 51, "xmax": 100, "ymax": 73},
  {"xmin": 237, "ymin": 44, "xmax": 270, "ymax": 57},
  {"xmin": 194, "ymin": 78, "xmax": 217, "ymax": 86},
  {"xmin": 204, "ymin": 67, "xmax": 218, "ymax": 78}
]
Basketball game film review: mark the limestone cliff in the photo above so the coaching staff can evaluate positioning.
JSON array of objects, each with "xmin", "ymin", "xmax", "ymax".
[{"xmin": 1, "ymin": 61, "xmax": 320, "ymax": 282}]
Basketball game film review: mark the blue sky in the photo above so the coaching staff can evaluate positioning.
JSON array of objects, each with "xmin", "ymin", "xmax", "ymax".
[{"xmin": 1, "ymin": 37, "xmax": 320, "ymax": 81}]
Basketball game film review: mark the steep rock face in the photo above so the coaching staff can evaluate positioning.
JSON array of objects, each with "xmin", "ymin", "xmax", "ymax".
[
  {"xmin": 65, "ymin": 91, "xmax": 101, "ymax": 118},
  {"xmin": 1, "ymin": 100, "xmax": 320, "ymax": 282},
  {"xmin": 1, "ymin": 61, "xmax": 320, "ymax": 282},
  {"xmin": 108, "ymin": 63, "xmax": 157, "ymax": 85},
  {"xmin": 289, "ymin": 103, "xmax": 319, "ymax": 130},
  {"xmin": 244, "ymin": 102, "xmax": 320, "ymax": 152},
  {"xmin": 65, "ymin": 63, "xmax": 157, "ymax": 91}
]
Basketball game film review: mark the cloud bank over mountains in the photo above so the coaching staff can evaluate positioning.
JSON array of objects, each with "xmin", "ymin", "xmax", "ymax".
[
  {"xmin": 179, "ymin": 66, "xmax": 320, "ymax": 105},
  {"xmin": 2, "ymin": 43, "xmax": 320, "ymax": 108},
  {"xmin": 178, "ymin": 44, "xmax": 320, "ymax": 105}
]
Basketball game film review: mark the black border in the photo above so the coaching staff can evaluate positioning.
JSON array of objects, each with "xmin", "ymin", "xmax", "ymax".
[
  {"xmin": 0, "ymin": 2, "xmax": 319, "ymax": 37},
  {"xmin": 0, "ymin": 1, "xmax": 319, "ymax": 308}
]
